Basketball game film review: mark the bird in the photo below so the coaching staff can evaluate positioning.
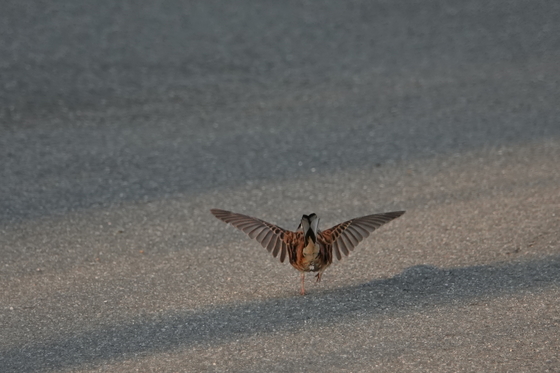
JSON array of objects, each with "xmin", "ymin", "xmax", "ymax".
[{"xmin": 210, "ymin": 208, "xmax": 405, "ymax": 295}]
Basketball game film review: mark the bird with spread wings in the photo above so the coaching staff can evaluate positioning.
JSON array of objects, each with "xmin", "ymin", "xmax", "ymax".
[{"xmin": 211, "ymin": 209, "xmax": 405, "ymax": 295}]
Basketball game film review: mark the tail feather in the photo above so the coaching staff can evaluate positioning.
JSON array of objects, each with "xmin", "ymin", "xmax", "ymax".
[
  {"xmin": 309, "ymin": 214, "xmax": 319, "ymax": 235},
  {"xmin": 301, "ymin": 213, "xmax": 319, "ymax": 244},
  {"xmin": 301, "ymin": 215, "xmax": 310, "ymax": 234}
]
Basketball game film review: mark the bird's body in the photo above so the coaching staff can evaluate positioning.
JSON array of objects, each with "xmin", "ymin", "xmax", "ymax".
[{"xmin": 210, "ymin": 209, "xmax": 405, "ymax": 295}]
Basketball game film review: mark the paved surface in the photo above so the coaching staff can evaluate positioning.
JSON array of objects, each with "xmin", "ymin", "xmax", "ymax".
[{"xmin": 1, "ymin": 1, "xmax": 560, "ymax": 372}]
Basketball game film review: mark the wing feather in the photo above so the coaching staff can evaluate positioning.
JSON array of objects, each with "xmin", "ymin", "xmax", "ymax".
[
  {"xmin": 350, "ymin": 226, "xmax": 366, "ymax": 241},
  {"xmin": 267, "ymin": 235, "xmax": 279, "ymax": 254},
  {"xmin": 351, "ymin": 225, "xmax": 371, "ymax": 237},
  {"xmin": 261, "ymin": 231, "xmax": 274, "ymax": 250},
  {"xmin": 255, "ymin": 228, "xmax": 270, "ymax": 243},
  {"xmin": 272, "ymin": 241, "xmax": 281, "ymax": 258},
  {"xmin": 210, "ymin": 209, "xmax": 289, "ymax": 262},
  {"xmin": 248, "ymin": 226, "xmax": 267, "ymax": 239},
  {"xmin": 344, "ymin": 228, "xmax": 360, "ymax": 246},
  {"xmin": 339, "ymin": 238, "xmax": 350, "ymax": 256},
  {"xmin": 279, "ymin": 241, "xmax": 287, "ymax": 263},
  {"xmin": 319, "ymin": 211, "xmax": 405, "ymax": 260},
  {"xmin": 340, "ymin": 233, "xmax": 354, "ymax": 252},
  {"xmin": 332, "ymin": 242, "xmax": 342, "ymax": 261}
]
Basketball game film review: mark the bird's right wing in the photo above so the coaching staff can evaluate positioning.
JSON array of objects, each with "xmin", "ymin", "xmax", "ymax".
[{"xmin": 320, "ymin": 211, "xmax": 405, "ymax": 260}]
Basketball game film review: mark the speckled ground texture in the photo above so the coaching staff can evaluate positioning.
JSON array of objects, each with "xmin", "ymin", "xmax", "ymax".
[{"xmin": 1, "ymin": 1, "xmax": 560, "ymax": 372}]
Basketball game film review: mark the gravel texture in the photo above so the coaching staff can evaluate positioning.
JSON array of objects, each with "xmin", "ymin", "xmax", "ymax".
[{"xmin": 1, "ymin": 1, "xmax": 559, "ymax": 372}]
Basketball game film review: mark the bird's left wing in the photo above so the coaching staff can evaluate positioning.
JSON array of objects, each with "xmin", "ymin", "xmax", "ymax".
[{"xmin": 210, "ymin": 209, "xmax": 291, "ymax": 263}]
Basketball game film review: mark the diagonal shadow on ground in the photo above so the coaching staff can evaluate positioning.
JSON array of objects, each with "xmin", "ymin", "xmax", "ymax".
[{"xmin": 1, "ymin": 256, "xmax": 559, "ymax": 372}]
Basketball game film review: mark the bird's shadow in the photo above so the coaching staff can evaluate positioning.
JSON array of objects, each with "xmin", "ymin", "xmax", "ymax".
[{"xmin": 2, "ymin": 255, "xmax": 559, "ymax": 372}]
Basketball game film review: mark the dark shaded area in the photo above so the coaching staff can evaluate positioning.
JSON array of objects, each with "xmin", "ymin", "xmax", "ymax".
[
  {"xmin": 2, "ymin": 0, "xmax": 557, "ymax": 117},
  {"xmin": 1, "ymin": 1, "xmax": 560, "ymax": 224},
  {"xmin": 1, "ymin": 256, "xmax": 559, "ymax": 372}
]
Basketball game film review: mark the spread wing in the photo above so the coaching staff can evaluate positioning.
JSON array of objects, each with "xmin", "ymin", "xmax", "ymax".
[
  {"xmin": 320, "ymin": 211, "xmax": 405, "ymax": 260},
  {"xmin": 210, "ymin": 209, "xmax": 292, "ymax": 263}
]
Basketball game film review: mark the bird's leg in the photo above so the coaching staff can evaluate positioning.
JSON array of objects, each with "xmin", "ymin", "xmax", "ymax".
[
  {"xmin": 315, "ymin": 271, "xmax": 323, "ymax": 283},
  {"xmin": 300, "ymin": 272, "xmax": 305, "ymax": 295}
]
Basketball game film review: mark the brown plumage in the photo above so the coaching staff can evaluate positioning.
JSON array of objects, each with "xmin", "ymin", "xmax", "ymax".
[{"xmin": 210, "ymin": 208, "xmax": 405, "ymax": 295}]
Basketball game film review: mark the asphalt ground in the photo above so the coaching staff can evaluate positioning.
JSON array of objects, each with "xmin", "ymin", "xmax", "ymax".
[{"xmin": 1, "ymin": 1, "xmax": 559, "ymax": 372}]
